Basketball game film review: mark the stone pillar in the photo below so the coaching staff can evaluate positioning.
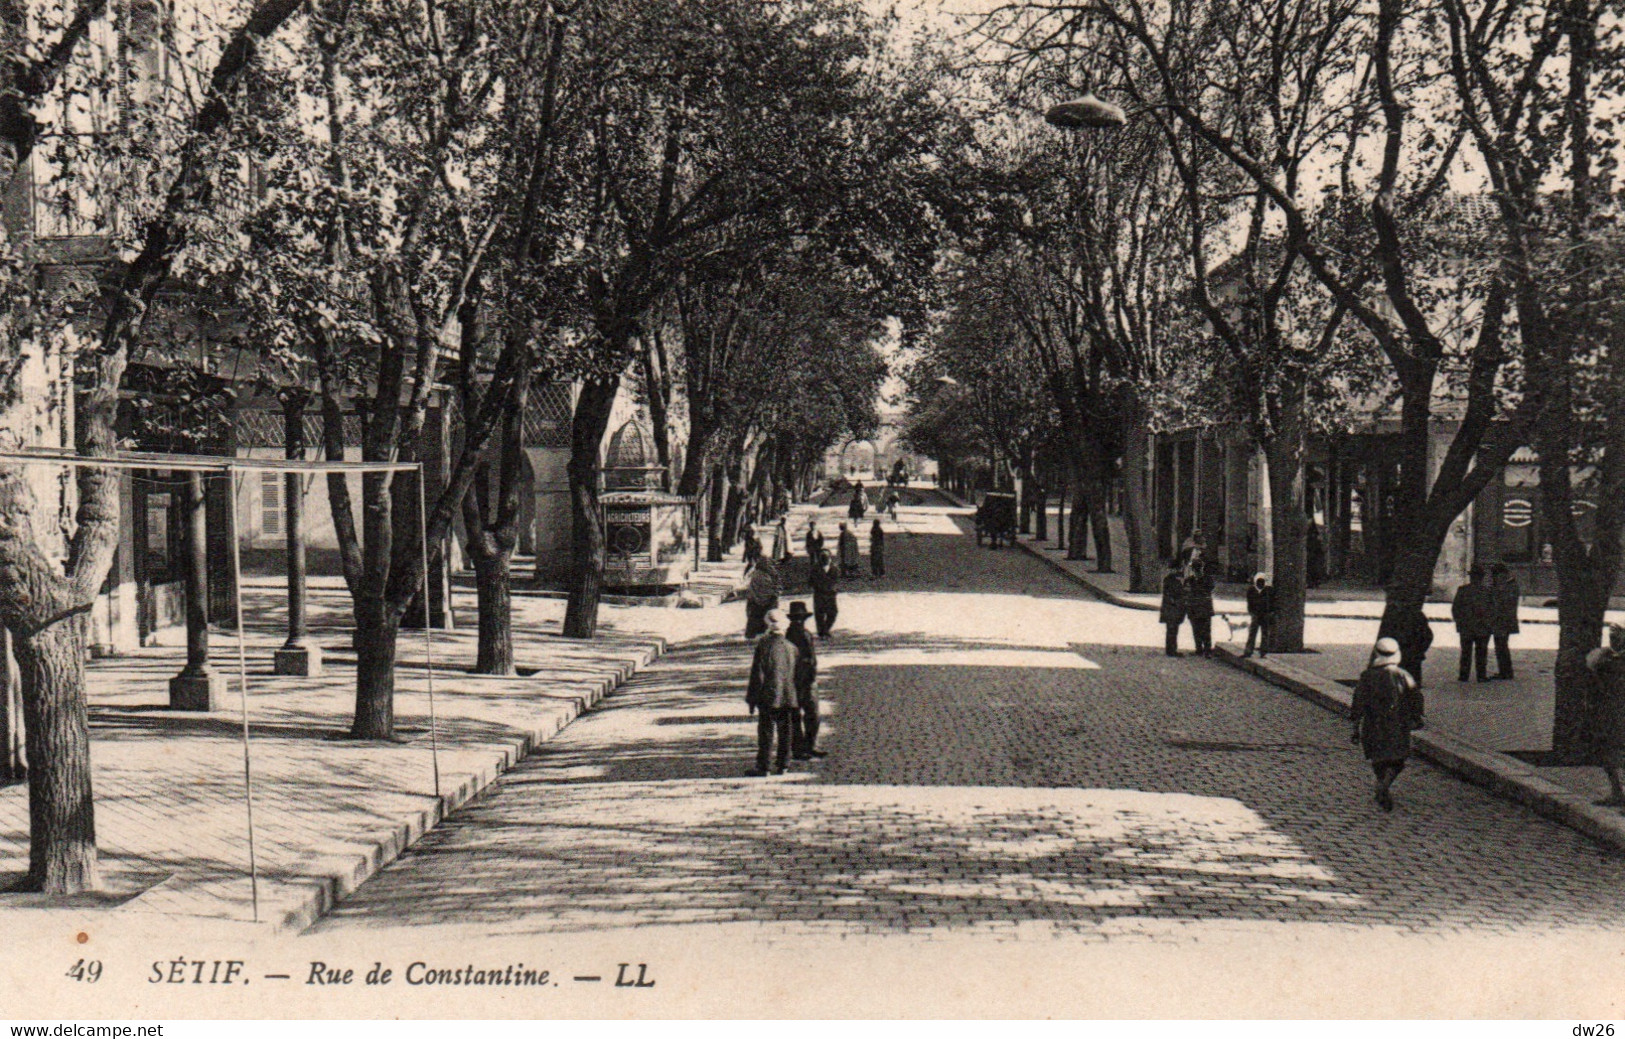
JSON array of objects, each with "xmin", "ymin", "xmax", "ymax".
[
  {"xmin": 170, "ymin": 472, "xmax": 225, "ymax": 710},
  {"xmin": 274, "ymin": 392, "xmax": 322, "ymax": 677}
]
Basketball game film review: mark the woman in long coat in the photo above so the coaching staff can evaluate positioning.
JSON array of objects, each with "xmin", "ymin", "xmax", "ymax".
[
  {"xmin": 837, "ymin": 522, "xmax": 861, "ymax": 577},
  {"xmin": 870, "ymin": 518, "xmax": 885, "ymax": 577},
  {"xmin": 1350, "ymin": 636, "xmax": 1424, "ymax": 811},
  {"xmin": 1587, "ymin": 624, "xmax": 1625, "ymax": 806}
]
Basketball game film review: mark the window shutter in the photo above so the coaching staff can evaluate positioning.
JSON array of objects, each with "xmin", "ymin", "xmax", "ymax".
[{"xmin": 262, "ymin": 472, "xmax": 284, "ymax": 537}]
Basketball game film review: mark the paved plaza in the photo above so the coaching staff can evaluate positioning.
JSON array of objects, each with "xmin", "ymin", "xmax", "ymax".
[{"xmin": 316, "ymin": 493, "xmax": 1625, "ymax": 946}]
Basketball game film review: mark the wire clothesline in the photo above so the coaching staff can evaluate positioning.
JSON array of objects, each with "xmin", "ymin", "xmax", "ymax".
[
  {"xmin": 0, "ymin": 445, "xmax": 444, "ymax": 924},
  {"xmin": 0, "ymin": 446, "xmax": 423, "ymax": 473}
]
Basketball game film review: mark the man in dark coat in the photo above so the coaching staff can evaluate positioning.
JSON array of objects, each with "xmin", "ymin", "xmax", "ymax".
[
  {"xmin": 1350, "ymin": 637, "xmax": 1424, "ymax": 811},
  {"xmin": 804, "ymin": 520, "xmax": 824, "ymax": 562},
  {"xmin": 742, "ymin": 533, "xmax": 762, "ymax": 568},
  {"xmin": 810, "ymin": 551, "xmax": 839, "ymax": 638},
  {"xmin": 1380, "ymin": 602, "xmax": 1435, "ymax": 690},
  {"xmin": 870, "ymin": 518, "xmax": 885, "ymax": 577},
  {"xmin": 1243, "ymin": 572, "xmax": 1275, "ymax": 658},
  {"xmin": 1587, "ymin": 624, "xmax": 1625, "ymax": 807},
  {"xmin": 745, "ymin": 609, "xmax": 799, "ymax": 776},
  {"xmin": 1452, "ymin": 564, "xmax": 1492, "ymax": 682},
  {"xmin": 1184, "ymin": 559, "xmax": 1216, "ymax": 656},
  {"xmin": 1489, "ymin": 561, "xmax": 1521, "ymax": 679},
  {"xmin": 786, "ymin": 602, "xmax": 826, "ymax": 760},
  {"xmin": 1160, "ymin": 561, "xmax": 1187, "ymax": 657},
  {"xmin": 743, "ymin": 558, "xmax": 780, "ymax": 640}
]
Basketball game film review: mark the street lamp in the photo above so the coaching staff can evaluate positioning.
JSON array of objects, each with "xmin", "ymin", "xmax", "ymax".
[{"xmin": 1044, "ymin": 94, "xmax": 1127, "ymax": 129}]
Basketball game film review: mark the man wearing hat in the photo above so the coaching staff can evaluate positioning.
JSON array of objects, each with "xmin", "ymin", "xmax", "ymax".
[
  {"xmin": 1350, "ymin": 636, "xmax": 1424, "ymax": 811},
  {"xmin": 1160, "ymin": 559, "xmax": 1187, "ymax": 657},
  {"xmin": 786, "ymin": 602, "xmax": 826, "ymax": 760},
  {"xmin": 745, "ymin": 608, "xmax": 799, "ymax": 776}
]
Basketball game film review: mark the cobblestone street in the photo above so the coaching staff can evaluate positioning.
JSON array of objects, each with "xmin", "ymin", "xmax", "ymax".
[{"xmin": 315, "ymin": 494, "xmax": 1625, "ymax": 954}]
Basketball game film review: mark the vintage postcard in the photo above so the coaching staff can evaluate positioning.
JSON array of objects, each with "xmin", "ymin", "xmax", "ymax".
[{"xmin": 0, "ymin": 0, "xmax": 1622, "ymax": 1022}]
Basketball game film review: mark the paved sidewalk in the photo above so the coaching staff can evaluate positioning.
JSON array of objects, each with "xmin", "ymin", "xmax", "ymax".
[
  {"xmin": 1008, "ymin": 528, "xmax": 1625, "ymax": 855},
  {"xmin": 0, "ymin": 579, "xmax": 662, "ymax": 935}
]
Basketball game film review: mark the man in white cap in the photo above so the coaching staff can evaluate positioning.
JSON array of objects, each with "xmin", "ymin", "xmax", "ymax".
[
  {"xmin": 1350, "ymin": 636, "xmax": 1424, "ymax": 811},
  {"xmin": 745, "ymin": 608, "xmax": 799, "ymax": 776},
  {"xmin": 1243, "ymin": 573, "xmax": 1275, "ymax": 658}
]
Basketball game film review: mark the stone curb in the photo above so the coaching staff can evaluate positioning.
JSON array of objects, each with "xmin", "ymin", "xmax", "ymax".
[
  {"xmin": 452, "ymin": 577, "xmax": 736, "ymax": 609},
  {"xmin": 274, "ymin": 637, "xmax": 665, "ymax": 934},
  {"xmin": 1012, "ymin": 537, "xmax": 1161, "ymax": 611},
  {"xmin": 1211, "ymin": 645, "xmax": 1625, "ymax": 856}
]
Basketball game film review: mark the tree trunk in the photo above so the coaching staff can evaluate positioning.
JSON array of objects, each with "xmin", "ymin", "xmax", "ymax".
[
  {"xmin": 1263, "ymin": 431, "xmax": 1308, "ymax": 653},
  {"xmin": 472, "ymin": 547, "xmax": 515, "ymax": 676},
  {"xmin": 721, "ymin": 451, "xmax": 748, "ymax": 550},
  {"xmin": 350, "ymin": 467, "xmax": 396, "ymax": 739},
  {"xmin": 562, "ymin": 375, "xmax": 619, "ymax": 640},
  {"xmin": 1067, "ymin": 476, "xmax": 1090, "ymax": 561},
  {"xmin": 15, "ymin": 618, "xmax": 98, "ymax": 893},
  {"xmin": 351, "ymin": 595, "xmax": 398, "ymax": 739},
  {"xmin": 1122, "ymin": 408, "xmax": 1158, "ymax": 592},
  {"xmin": 1089, "ymin": 479, "xmax": 1113, "ymax": 573},
  {"xmin": 1033, "ymin": 483, "xmax": 1048, "ymax": 542},
  {"xmin": 1055, "ymin": 480, "xmax": 1067, "ymax": 551},
  {"xmin": 705, "ymin": 469, "xmax": 729, "ymax": 563}
]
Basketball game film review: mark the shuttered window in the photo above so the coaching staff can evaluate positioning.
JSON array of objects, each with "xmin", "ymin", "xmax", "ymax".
[{"xmin": 262, "ymin": 472, "xmax": 284, "ymax": 537}]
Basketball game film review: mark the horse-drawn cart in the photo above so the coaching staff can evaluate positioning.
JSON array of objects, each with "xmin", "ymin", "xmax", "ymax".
[{"xmin": 974, "ymin": 492, "xmax": 1017, "ymax": 548}]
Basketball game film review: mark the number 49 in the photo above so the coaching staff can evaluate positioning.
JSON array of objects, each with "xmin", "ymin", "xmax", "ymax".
[{"xmin": 65, "ymin": 959, "xmax": 102, "ymax": 983}]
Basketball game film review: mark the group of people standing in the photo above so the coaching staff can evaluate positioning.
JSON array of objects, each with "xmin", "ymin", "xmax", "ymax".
[
  {"xmin": 1160, "ymin": 537, "xmax": 1220, "ymax": 657},
  {"xmin": 739, "ymin": 487, "xmax": 906, "ymax": 774},
  {"xmin": 744, "ymin": 604, "xmax": 827, "ymax": 775},
  {"xmin": 1449, "ymin": 563, "xmax": 1522, "ymax": 682}
]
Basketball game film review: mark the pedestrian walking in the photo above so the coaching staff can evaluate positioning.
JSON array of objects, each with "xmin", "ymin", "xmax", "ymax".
[
  {"xmin": 1587, "ymin": 624, "xmax": 1625, "ymax": 807},
  {"xmin": 810, "ymin": 550, "xmax": 839, "ymax": 637},
  {"xmin": 1243, "ymin": 572, "xmax": 1275, "ymax": 658},
  {"xmin": 1489, "ymin": 562, "xmax": 1520, "ymax": 679},
  {"xmin": 1184, "ymin": 558, "xmax": 1216, "ymax": 656},
  {"xmin": 1349, "ymin": 636, "xmax": 1424, "ymax": 812},
  {"xmin": 1452, "ymin": 565, "xmax": 1492, "ymax": 682},
  {"xmin": 883, "ymin": 489, "xmax": 900, "ymax": 521},
  {"xmin": 870, "ymin": 518, "xmax": 885, "ymax": 577},
  {"xmin": 1160, "ymin": 560, "xmax": 1187, "ymax": 657},
  {"xmin": 745, "ymin": 608, "xmax": 799, "ymax": 776},
  {"xmin": 773, "ymin": 516, "xmax": 790, "ymax": 565},
  {"xmin": 742, "ymin": 532, "xmax": 762, "ymax": 568},
  {"xmin": 804, "ymin": 520, "xmax": 824, "ymax": 562},
  {"xmin": 743, "ymin": 558, "xmax": 780, "ymax": 640},
  {"xmin": 1381, "ymin": 603, "xmax": 1435, "ymax": 690},
  {"xmin": 786, "ymin": 602, "xmax": 826, "ymax": 760},
  {"xmin": 849, "ymin": 482, "xmax": 868, "ymax": 522},
  {"xmin": 838, "ymin": 521, "xmax": 861, "ymax": 577}
]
